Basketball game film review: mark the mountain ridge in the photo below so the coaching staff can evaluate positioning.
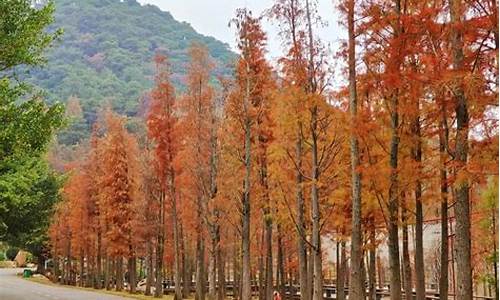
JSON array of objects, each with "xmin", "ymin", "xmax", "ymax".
[{"xmin": 27, "ymin": 0, "xmax": 236, "ymax": 145}]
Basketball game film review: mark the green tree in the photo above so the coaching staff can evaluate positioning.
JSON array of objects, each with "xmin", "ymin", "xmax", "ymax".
[{"xmin": 0, "ymin": 0, "xmax": 64, "ymax": 268}]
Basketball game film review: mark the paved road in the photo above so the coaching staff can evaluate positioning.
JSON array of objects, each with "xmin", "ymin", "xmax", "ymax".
[{"xmin": 0, "ymin": 268, "xmax": 130, "ymax": 300}]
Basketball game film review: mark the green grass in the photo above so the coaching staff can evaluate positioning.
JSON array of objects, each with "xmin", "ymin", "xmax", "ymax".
[{"xmin": 25, "ymin": 276, "xmax": 178, "ymax": 300}]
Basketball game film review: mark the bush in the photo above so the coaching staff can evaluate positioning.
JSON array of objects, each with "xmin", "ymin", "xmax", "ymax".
[
  {"xmin": 6, "ymin": 247, "xmax": 19, "ymax": 261},
  {"xmin": 26, "ymin": 252, "xmax": 34, "ymax": 263}
]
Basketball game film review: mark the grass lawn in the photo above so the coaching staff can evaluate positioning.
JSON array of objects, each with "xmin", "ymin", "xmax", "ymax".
[{"xmin": 25, "ymin": 275, "xmax": 178, "ymax": 300}]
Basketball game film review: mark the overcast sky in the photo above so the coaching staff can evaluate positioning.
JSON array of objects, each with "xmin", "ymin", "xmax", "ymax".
[{"xmin": 138, "ymin": 0, "xmax": 345, "ymax": 63}]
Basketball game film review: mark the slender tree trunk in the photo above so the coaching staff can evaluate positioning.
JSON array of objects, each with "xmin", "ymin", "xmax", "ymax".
[
  {"xmin": 259, "ymin": 229, "xmax": 265, "ymax": 300},
  {"xmin": 491, "ymin": 207, "xmax": 498, "ymax": 300},
  {"xmin": 96, "ymin": 231, "xmax": 102, "ymax": 289},
  {"xmin": 450, "ymin": 1, "xmax": 472, "ymax": 300},
  {"xmin": 116, "ymin": 256, "xmax": 124, "ymax": 291},
  {"xmin": 388, "ymin": 90, "xmax": 402, "ymax": 300},
  {"xmin": 105, "ymin": 256, "xmax": 111, "ymax": 290},
  {"xmin": 277, "ymin": 224, "xmax": 286, "ymax": 298},
  {"xmin": 411, "ymin": 98, "xmax": 425, "ymax": 300},
  {"xmin": 265, "ymin": 217, "xmax": 273, "ymax": 300},
  {"xmin": 310, "ymin": 107, "xmax": 323, "ymax": 300},
  {"xmin": 296, "ymin": 123, "xmax": 308, "ymax": 300},
  {"xmin": 79, "ymin": 252, "xmax": 84, "ymax": 287},
  {"xmin": 308, "ymin": 247, "xmax": 314, "ymax": 300},
  {"xmin": 88, "ymin": 251, "xmax": 94, "ymax": 288},
  {"xmin": 195, "ymin": 221, "xmax": 206, "ymax": 300},
  {"xmin": 217, "ymin": 244, "xmax": 225, "ymax": 300},
  {"xmin": 336, "ymin": 241, "xmax": 346, "ymax": 300},
  {"xmin": 173, "ymin": 193, "xmax": 183, "ymax": 300},
  {"xmin": 53, "ymin": 251, "xmax": 59, "ymax": 284},
  {"xmin": 66, "ymin": 239, "xmax": 72, "ymax": 285},
  {"xmin": 347, "ymin": 1, "xmax": 364, "ymax": 300},
  {"xmin": 155, "ymin": 192, "xmax": 165, "ymax": 298},
  {"xmin": 377, "ymin": 255, "xmax": 384, "ymax": 289},
  {"xmin": 401, "ymin": 199, "xmax": 412, "ymax": 300},
  {"xmin": 209, "ymin": 233, "xmax": 217, "ymax": 300},
  {"xmin": 234, "ymin": 242, "xmax": 241, "ymax": 300},
  {"xmin": 388, "ymin": 95, "xmax": 402, "ymax": 300},
  {"xmin": 261, "ymin": 173, "xmax": 273, "ymax": 300},
  {"xmin": 146, "ymin": 239, "xmax": 153, "ymax": 296},
  {"xmin": 209, "ymin": 103, "xmax": 220, "ymax": 300},
  {"xmin": 438, "ymin": 98, "xmax": 449, "ymax": 300},
  {"xmin": 388, "ymin": 2, "xmax": 402, "ymax": 299},
  {"xmin": 368, "ymin": 227, "xmax": 377, "ymax": 300},
  {"xmin": 241, "ymin": 64, "xmax": 252, "ymax": 300},
  {"xmin": 129, "ymin": 256, "xmax": 137, "ymax": 293},
  {"xmin": 304, "ymin": 1, "xmax": 322, "ymax": 297},
  {"xmin": 439, "ymin": 167, "xmax": 449, "ymax": 300},
  {"xmin": 181, "ymin": 224, "xmax": 190, "ymax": 298}
]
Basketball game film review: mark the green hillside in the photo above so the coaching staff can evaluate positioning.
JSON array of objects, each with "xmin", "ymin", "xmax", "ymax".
[{"xmin": 27, "ymin": 0, "xmax": 236, "ymax": 145}]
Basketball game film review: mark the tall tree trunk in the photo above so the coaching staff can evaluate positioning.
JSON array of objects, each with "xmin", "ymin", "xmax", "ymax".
[
  {"xmin": 234, "ymin": 242, "xmax": 241, "ymax": 300},
  {"xmin": 377, "ymin": 255, "xmax": 384, "ymax": 289},
  {"xmin": 296, "ymin": 124, "xmax": 308, "ymax": 300},
  {"xmin": 209, "ymin": 232, "xmax": 217, "ymax": 300},
  {"xmin": 181, "ymin": 224, "xmax": 191, "ymax": 298},
  {"xmin": 368, "ymin": 227, "xmax": 377, "ymax": 300},
  {"xmin": 105, "ymin": 256, "xmax": 111, "ymax": 290},
  {"xmin": 336, "ymin": 240, "xmax": 346, "ymax": 300},
  {"xmin": 277, "ymin": 224, "xmax": 286, "ymax": 298},
  {"xmin": 388, "ymin": 94, "xmax": 402, "ymax": 300},
  {"xmin": 155, "ymin": 192, "xmax": 165, "ymax": 298},
  {"xmin": 438, "ymin": 97, "xmax": 449, "ymax": 300},
  {"xmin": 439, "ymin": 165, "xmax": 449, "ymax": 300},
  {"xmin": 79, "ymin": 252, "xmax": 84, "ymax": 287},
  {"xmin": 412, "ymin": 97, "xmax": 425, "ymax": 300},
  {"xmin": 347, "ymin": 1, "xmax": 364, "ymax": 299},
  {"xmin": 401, "ymin": 199, "xmax": 412, "ymax": 300},
  {"xmin": 265, "ymin": 217, "xmax": 273, "ymax": 300},
  {"xmin": 195, "ymin": 221, "xmax": 206, "ymax": 300},
  {"xmin": 450, "ymin": 1, "xmax": 472, "ymax": 300},
  {"xmin": 96, "ymin": 231, "xmax": 102, "ymax": 289},
  {"xmin": 388, "ymin": 1, "xmax": 402, "ymax": 299},
  {"xmin": 241, "ymin": 63, "xmax": 252, "ymax": 300},
  {"xmin": 261, "ymin": 182, "xmax": 273, "ymax": 300},
  {"xmin": 66, "ymin": 239, "xmax": 71, "ymax": 285},
  {"xmin": 217, "ymin": 244, "xmax": 225, "ymax": 300},
  {"xmin": 173, "ymin": 193, "xmax": 183, "ymax": 300},
  {"xmin": 209, "ymin": 102, "xmax": 220, "ymax": 300},
  {"xmin": 129, "ymin": 256, "xmax": 137, "ymax": 293},
  {"xmin": 116, "ymin": 256, "xmax": 124, "ymax": 291},
  {"xmin": 53, "ymin": 251, "xmax": 59, "ymax": 284},
  {"xmin": 388, "ymin": 89, "xmax": 402, "ymax": 300},
  {"xmin": 146, "ymin": 239, "xmax": 153, "ymax": 296},
  {"xmin": 491, "ymin": 207, "xmax": 498, "ymax": 300},
  {"xmin": 304, "ymin": 1, "xmax": 322, "ymax": 297},
  {"xmin": 308, "ymin": 247, "xmax": 314, "ymax": 300},
  {"xmin": 310, "ymin": 107, "xmax": 323, "ymax": 300},
  {"xmin": 259, "ymin": 229, "xmax": 265, "ymax": 300}
]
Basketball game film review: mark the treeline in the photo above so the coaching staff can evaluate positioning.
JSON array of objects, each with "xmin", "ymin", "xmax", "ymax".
[{"xmin": 48, "ymin": 1, "xmax": 498, "ymax": 300}]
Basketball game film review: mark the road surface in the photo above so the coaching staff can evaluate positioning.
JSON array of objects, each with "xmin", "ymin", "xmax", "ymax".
[{"xmin": 0, "ymin": 268, "xmax": 130, "ymax": 300}]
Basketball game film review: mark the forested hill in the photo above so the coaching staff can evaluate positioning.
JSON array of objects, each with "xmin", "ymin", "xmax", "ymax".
[{"xmin": 28, "ymin": 0, "xmax": 236, "ymax": 145}]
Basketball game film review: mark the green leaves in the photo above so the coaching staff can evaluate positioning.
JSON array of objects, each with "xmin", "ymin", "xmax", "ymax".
[
  {"xmin": 0, "ymin": 156, "xmax": 62, "ymax": 255},
  {"xmin": 0, "ymin": 0, "xmax": 62, "ymax": 74},
  {"xmin": 0, "ymin": 0, "xmax": 65, "ymax": 256}
]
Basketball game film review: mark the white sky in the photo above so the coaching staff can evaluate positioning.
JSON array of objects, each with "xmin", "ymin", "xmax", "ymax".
[{"xmin": 138, "ymin": 0, "xmax": 345, "ymax": 64}]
